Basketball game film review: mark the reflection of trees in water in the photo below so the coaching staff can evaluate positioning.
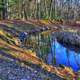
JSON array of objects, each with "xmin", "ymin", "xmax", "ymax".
[
  {"xmin": 39, "ymin": 33, "xmax": 51, "ymax": 63},
  {"xmin": 66, "ymin": 45, "xmax": 80, "ymax": 69},
  {"xmin": 62, "ymin": 44, "xmax": 80, "ymax": 69},
  {"xmin": 45, "ymin": 36, "xmax": 80, "ymax": 70},
  {"xmin": 66, "ymin": 49, "xmax": 70, "ymax": 67},
  {"xmin": 52, "ymin": 38, "xmax": 56, "ymax": 65},
  {"xmin": 26, "ymin": 32, "xmax": 52, "ymax": 63},
  {"xmin": 74, "ymin": 53, "xmax": 80, "ymax": 68}
]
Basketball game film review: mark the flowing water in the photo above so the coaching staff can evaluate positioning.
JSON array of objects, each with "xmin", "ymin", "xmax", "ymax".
[{"xmin": 47, "ymin": 39, "xmax": 80, "ymax": 72}]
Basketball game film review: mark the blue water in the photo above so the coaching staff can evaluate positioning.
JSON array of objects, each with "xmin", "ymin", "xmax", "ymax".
[{"xmin": 47, "ymin": 40, "xmax": 80, "ymax": 72}]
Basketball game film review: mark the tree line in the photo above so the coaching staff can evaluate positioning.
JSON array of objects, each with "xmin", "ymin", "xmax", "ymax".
[{"xmin": 0, "ymin": 0, "xmax": 80, "ymax": 21}]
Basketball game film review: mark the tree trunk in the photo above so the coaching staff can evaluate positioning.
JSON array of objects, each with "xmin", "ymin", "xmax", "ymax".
[{"xmin": 2, "ymin": 0, "xmax": 8, "ymax": 19}]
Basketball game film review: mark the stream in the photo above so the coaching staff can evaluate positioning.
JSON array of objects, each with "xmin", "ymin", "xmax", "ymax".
[{"xmin": 47, "ymin": 39, "xmax": 80, "ymax": 72}]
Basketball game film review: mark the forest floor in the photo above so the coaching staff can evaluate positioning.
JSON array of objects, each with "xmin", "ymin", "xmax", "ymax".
[{"xmin": 0, "ymin": 19, "xmax": 78, "ymax": 80}]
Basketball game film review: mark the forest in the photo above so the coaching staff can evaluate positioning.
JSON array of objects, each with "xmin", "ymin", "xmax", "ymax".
[
  {"xmin": 0, "ymin": 0, "xmax": 80, "ymax": 21},
  {"xmin": 0, "ymin": 0, "xmax": 80, "ymax": 80}
]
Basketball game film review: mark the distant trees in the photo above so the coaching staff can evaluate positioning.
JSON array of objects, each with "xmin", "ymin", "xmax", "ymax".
[
  {"xmin": 0, "ymin": 0, "xmax": 8, "ymax": 19},
  {"xmin": 0, "ymin": 0, "xmax": 80, "ymax": 21}
]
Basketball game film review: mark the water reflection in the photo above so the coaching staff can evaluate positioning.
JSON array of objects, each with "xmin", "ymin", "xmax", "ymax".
[{"xmin": 47, "ymin": 40, "xmax": 80, "ymax": 71}]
